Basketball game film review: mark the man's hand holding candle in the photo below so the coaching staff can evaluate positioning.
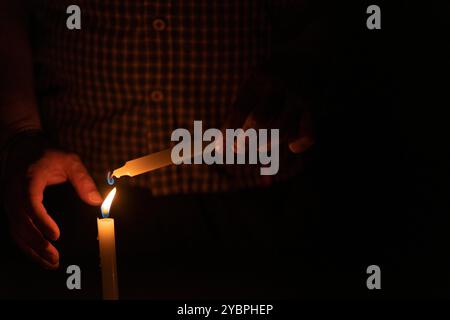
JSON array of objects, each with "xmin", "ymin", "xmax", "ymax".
[
  {"xmin": 222, "ymin": 64, "xmax": 315, "ymax": 157},
  {"xmin": 2, "ymin": 133, "xmax": 103, "ymax": 269}
]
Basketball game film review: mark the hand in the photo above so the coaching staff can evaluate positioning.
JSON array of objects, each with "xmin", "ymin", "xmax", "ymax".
[
  {"xmin": 224, "ymin": 64, "xmax": 315, "ymax": 154},
  {"xmin": 3, "ymin": 137, "xmax": 102, "ymax": 269}
]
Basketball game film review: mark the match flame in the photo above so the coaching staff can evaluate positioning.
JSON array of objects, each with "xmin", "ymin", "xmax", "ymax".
[{"xmin": 101, "ymin": 187, "xmax": 117, "ymax": 218}]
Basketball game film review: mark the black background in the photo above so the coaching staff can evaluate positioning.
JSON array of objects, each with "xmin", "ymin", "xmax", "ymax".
[{"xmin": 1, "ymin": 1, "xmax": 450, "ymax": 300}]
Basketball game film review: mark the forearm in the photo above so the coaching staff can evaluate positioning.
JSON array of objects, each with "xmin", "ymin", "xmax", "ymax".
[{"xmin": 0, "ymin": 1, "xmax": 41, "ymax": 148}]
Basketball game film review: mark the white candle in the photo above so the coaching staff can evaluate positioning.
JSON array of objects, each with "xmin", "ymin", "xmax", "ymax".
[
  {"xmin": 98, "ymin": 187, "xmax": 119, "ymax": 300},
  {"xmin": 111, "ymin": 148, "xmax": 177, "ymax": 178},
  {"xmin": 111, "ymin": 141, "xmax": 205, "ymax": 179}
]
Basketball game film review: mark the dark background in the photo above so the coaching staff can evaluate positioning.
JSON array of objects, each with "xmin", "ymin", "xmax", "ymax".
[{"xmin": 1, "ymin": 1, "xmax": 450, "ymax": 299}]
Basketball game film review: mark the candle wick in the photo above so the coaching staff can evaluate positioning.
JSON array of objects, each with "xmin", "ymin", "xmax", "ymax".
[{"xmin": 101, "ymin": 209, "xmax": 109, "ymax": 218}]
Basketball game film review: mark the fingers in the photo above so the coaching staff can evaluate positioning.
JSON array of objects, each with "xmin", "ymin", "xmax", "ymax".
[
  {"xmin": 10, "ymin": 216, "xmax": 59, "ymax": 270},
  {"xmin": 25, "ymin": 152, "xmax": 100, "ymax": 241},
  {"xmin": 6, "ymin": 150, "xmax": 99, "ymax": 270},
  {"xmin": 288, "ymin": 110, "xmax": 315, "ymax": 154},
  {"xmin": 288, "ymin": 136, "xmax": 315, "ymax": 154},
  {"xmin": 27, "ymin": 167, "xmax": 60, "ymax": 241},
  {"xmin": 233, "ymin": 114, "xmax": 258, "ymax": 154},
  {"xmin": 241, "ymin": 113, "xmax": 275, "ymax": 153},
  {"xmin": 236, "ymin": 112, "xmax": 315, "ymax": 155},
  {"xmin": 13, "ymin": 236, "xmax": 59, "ymax": 270},
  {"xmin": 242, "ymin": 113, "xmax": 257, "ymax": 131},
  {"xmin": 65, "ymin": 154, "xmax": 103, "ymax": 205},
  {"xmin": 225, "ymin": 68, "xmax": 316, "ymax": 156}
]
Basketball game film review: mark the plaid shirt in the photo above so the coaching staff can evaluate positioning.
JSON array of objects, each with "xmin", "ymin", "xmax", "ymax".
[{"xmin": 29, "ymin": 0, "xmax": 305, "ymax": 195}]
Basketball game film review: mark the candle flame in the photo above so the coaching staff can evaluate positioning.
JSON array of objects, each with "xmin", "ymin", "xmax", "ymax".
[
  {"xmin": 106, "ymin": 171, "xmax": 115, "ymax": 185},
  {"xmin": 101, "ymin": 187, "xmax": 117, "ymax": 218}
]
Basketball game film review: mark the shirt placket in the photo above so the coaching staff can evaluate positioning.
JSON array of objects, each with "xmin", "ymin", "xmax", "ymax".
[{"xmin": 142, "ymin": 0, "xmax": 175, "ymax": 193}]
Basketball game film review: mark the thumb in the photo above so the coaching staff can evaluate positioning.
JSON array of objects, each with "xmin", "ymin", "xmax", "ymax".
[
  {"xmin": 65, "ymin": 154, "xmax": 103, "ymax": 205},
  {"xmin": 288, "ymin": 136, "xmax": 314, "ymax": 154},
  {"xmin": 288, "ymin": 110, "xmax": 315, "ymax": 154}
]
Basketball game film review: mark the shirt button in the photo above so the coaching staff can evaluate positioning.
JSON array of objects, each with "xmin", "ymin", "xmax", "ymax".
[
  {"xmin": 152, "ymin": 18, "xmax": 166, "ymax": 31},
  {"xmin": 151, "ymin": 90, "xmax": 164, "ymax": 102}
]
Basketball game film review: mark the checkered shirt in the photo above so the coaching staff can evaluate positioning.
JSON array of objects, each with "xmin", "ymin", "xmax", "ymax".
[{"xmin": 29, "ymin": 0, "xmax": 304, "ymax": 195}]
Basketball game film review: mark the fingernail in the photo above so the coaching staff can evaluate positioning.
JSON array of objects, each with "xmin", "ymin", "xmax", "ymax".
[
  {"xmin": 44, "ymin": 251, "xmax": 58, "ymax": 264},
  {"xmin": 88, "ymin": 191, "xmax": 103, "ymax": 204},
  {"xmin": 43, "ymin": 261, "xmax": 59, "ymax": 270},
  {"xmin": 49, "ymin": 231, "xmax": 60, "ymax": 241}
]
